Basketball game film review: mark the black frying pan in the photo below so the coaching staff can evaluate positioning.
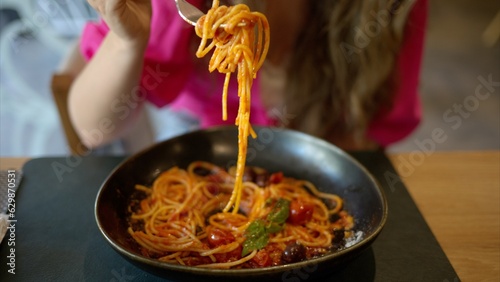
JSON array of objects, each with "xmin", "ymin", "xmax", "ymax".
[{"xmin": 95, "ymin": 126, "xmax": 387, "ymax": 281}]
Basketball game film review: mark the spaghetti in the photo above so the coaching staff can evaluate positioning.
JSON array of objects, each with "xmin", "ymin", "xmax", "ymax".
[
  {"xmin": 128, "ymin": 161, "xmax": 355, "ymax": 268},
  {"xmin": 194, "ymin": 0, "xmax": 270, "ymax": 213}
]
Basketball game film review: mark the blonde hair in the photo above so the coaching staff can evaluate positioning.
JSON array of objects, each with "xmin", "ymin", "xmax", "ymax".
[{"xmin": 285, "ymin": 0, "xmax": 416, "ymax": 143}]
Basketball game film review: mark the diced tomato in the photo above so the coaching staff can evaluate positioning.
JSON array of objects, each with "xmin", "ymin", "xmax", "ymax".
[
  {"xmin": 248, "ymin": 249, "xmax": 272, "ymax": 268},
  {"xmin": 207, "ymin": 174, "xmax": 227, "ymax": 184},
  {"xmin": 265, "ymin": 244, "xmax": 284, "ymax": 266},
  {"xmin": 287, "ymin": 200, "xmax": 314, "ymax": 225},
  {"xmin": 140, "ymin": 248, "xmax": 151, "ymax": 258},
  {"xmin": 184, "ymin": 255, "xmax": 212, "ymax": 266},
  {"xmin": 214, "ymin": 245, "xmax": 242, "ymax": 263},
  {"xmin": 206, "ymin": 183, "xmax": 220, "ymax": 195},
  {"xmin": 206, "ymin": 227, "xmax": 235, "ymax": 247},
  {"xmin": 269, "ymin": 172, "xmax": 284, "ymax": 184}
]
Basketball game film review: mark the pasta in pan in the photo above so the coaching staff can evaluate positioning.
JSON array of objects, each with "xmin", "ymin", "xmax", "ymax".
[{"xmin": 128, "ymin": 161, "xmax": 354, "ymax": 268}]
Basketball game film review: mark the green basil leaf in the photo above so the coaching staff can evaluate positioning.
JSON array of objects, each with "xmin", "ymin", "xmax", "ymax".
[
  {"xmin": 266, "ymin": 222, "xmax": 284, "ymax": 234},
  {"xmin": 242, "ymin": 219, "xmax": 268, "ymax": 256},
  {"xmin": 245, "ymin": 219, "xmax": 266, "ymax": 236},
  {"xmin": 241, "ymin": 199, "xmax": 291, "ymax": 257},
  {"xmin": 267, "ymin": 198, "xmax": 290, "ymax": 224}
]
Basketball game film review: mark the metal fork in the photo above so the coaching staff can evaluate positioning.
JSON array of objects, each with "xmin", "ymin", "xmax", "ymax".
[
  {"xmin": 174, "ymin": 0, "xmax": 205, "ymax": 26},
  {"xmin": 174, "ymin": 0, "xmax": 245, "ymax": 27}
]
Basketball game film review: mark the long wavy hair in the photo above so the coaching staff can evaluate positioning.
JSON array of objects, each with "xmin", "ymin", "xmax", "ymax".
[{"xmin": 201, "ymin": 0, "xmax": 416, "ymax": 145}]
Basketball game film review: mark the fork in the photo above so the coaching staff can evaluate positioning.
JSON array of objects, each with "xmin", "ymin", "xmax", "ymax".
[
  {"xmin": 174, "ymin": 0, "xmax": 205, "ymax": 26},
  {"xmin": 174, "ymin": 0, "xmax": 245, "ymax": 27}
]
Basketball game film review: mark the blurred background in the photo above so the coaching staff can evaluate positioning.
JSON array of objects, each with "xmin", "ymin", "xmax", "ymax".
[{"xmin": 0, "ymin": 0, "xmax": 499, "ymax": 157}]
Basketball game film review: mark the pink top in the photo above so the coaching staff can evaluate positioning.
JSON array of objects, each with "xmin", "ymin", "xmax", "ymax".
[{"xmin": 81, "ymin": 0, "xmax": 427, "ymax": 147}]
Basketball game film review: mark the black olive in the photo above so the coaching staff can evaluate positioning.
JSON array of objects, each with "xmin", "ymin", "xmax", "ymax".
[
  {"xmin": 242, "ymin": 167, "xmax": 257, "ymax": 182},
  {"xmin": 329, "ymin": 213, "xmax": 340, "ymax": 223},
  {"xmin": 281, "ymin": 242, "xmax": 307, "ymax": 264},
  {"xmin": 323, "ymin": 198, "xmax": 338, "ymax": 210},
  {"xmin": 254, "ymin": 171, "xmax": 269, "ymax": 187},
  {"xmin": 330, "ymin": 228, "xmax": 345, "ymax": 252},
  {"xmin": 242, "ymin": 167, "xmax": 269, "ymax": 187},
  {"xmin": 193, "ymin": 166, "xmax": 211, "ymax": 176},
  {"xmin": 332, "ymin": 228, "xmax": 345, "ymax": 244}
]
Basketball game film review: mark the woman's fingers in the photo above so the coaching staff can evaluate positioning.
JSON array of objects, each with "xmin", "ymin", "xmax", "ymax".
[{"xmin": 86, "ymin": 0, "xmax": 152, "ymax": 44}]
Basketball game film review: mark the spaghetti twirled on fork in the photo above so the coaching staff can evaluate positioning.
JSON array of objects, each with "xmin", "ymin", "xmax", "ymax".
[{"xmin": 194, "ymin": 0, "xmax": 270, "ymax": 213}]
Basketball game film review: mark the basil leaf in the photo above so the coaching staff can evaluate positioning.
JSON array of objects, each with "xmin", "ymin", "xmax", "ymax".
[
  {"xmin": 241, "ymin": 199, "xmax": 291, "ymax": 256},
  {"xmin": 242, "ymin": 219, "xmax": 268, "ymax": 256},
  {"xmin": 266, "ymin": 222, "xmax": 284, "ymax": 234},
  {"xmin": 267, "ymin": 198, "xmax": 290, "ymax": 224},
  {"xmin": 246, "ymin": 219, "xmax": 266, "ymax": 236}
]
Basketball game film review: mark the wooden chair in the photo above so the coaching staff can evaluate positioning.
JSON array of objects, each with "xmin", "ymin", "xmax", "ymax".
[{"xmin": 50, "ymin": 73, "xmax": 88, "ymax": 155}]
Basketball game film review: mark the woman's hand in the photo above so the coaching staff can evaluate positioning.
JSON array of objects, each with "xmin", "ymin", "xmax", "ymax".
[{"xmin": 87, "ymin": 0, "xmax": 152, "ymax": 46}]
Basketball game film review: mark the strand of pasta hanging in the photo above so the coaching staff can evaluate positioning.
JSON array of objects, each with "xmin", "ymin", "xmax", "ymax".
[{"xmin": 194, "ymin": 0, "xmax": 270, "ymax": 213}]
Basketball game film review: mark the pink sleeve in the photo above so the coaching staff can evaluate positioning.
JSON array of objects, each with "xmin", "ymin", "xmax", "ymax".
[
  {"xmin": 79, "ymin": 0, "xmax": 199, "ymax": 107},
  {"xmin": 367, "ymin": 0, "xmax": 428, "ymax": 147},
  {"xmin": 80, "ymin": 19, "xmax": 108, "ymax": 61}
]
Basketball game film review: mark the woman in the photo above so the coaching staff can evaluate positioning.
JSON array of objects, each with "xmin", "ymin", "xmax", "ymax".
[{"xmin": 67, "ymin": 0, "xmax": 427, "ymax": 150}]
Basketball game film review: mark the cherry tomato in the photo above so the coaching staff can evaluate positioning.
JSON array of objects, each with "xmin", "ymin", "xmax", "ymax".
[
  {"xmin": 287, "ymin": 200, "xmax": 314, "ymax": 225},
  {"xmin": 206, "ymin": 227, "xmax": 235, "ymax": 247},
  {"xmin": 269, "ymin": 172, "xmax": 284, "ymax": 184}
]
